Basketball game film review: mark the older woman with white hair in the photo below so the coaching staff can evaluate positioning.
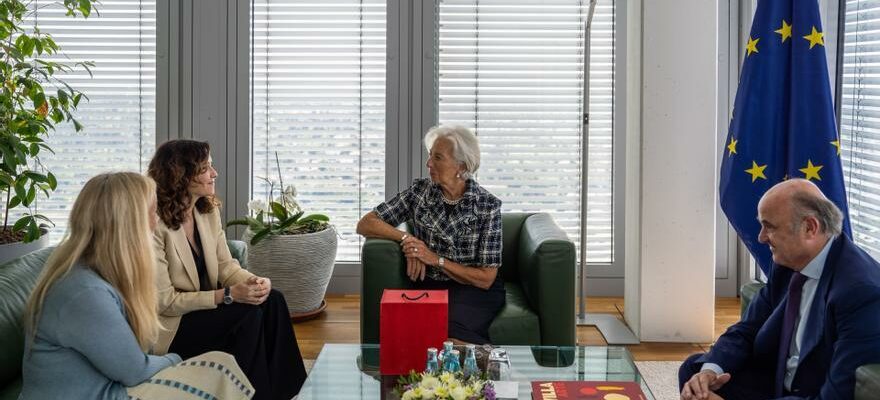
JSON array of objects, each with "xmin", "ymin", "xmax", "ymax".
[{"xmin": 356, "ymin": 124, "xmax": 505, "ymax": 344}]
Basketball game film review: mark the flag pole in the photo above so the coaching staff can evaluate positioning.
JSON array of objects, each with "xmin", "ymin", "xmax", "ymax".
[{"xmin": 576, "ymin": 0, "xmax": 639, "ymax": 345}]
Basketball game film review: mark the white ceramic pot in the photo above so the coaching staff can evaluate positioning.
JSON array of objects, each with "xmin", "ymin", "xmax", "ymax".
[
  {"xmin": 0, "ymin": 229, "xmax": 50, "ymax": 266},
  {"xmin": 242, "ymin": 226, "xmax": 338, "ymax": 314}
]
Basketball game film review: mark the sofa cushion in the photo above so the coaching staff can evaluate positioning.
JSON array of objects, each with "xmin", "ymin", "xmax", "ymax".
[
  {"xmin": 856, "ymin": 364, "xmax": 880, "ymax": 400},
  {"xmin": 740, "ymin": 282, "xmax": 765, "ymax": 316},
  {"xmin": 0, "ymin": 247, "xmax": 53, "ymax": 388},
  {"xmin": 488, "ymin": 282, "xmax": 541, "ymax": 345}
]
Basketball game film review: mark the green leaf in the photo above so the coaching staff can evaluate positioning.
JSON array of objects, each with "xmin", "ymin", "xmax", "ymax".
[
  {"xmin": 31, "ymin": 214, "xmax": 53, "ymax": 226},
  {"xmin": 23, "ymin": 171, "xmax": 47, "ymax": 183},
  {"xmin": 72, "ymin": 119, "xmax": 84, "ymax": 132},
  {"xmin": 226, "ymin": 219, "xmax": 250, "ymax": 227},
  {"xmin": 29, "ymin": 143, "xmax": 39, "ymax": 156},
  {"xmin": 21, "ymin": 185, "xmax": 37, "ymax": 207},
  {"xmin": 269, "ymin": 201, "xmax": 288, "ymax": 220},
  {"xmin": 299, "ymin": 214, "xmax": 330, "ymax": 223},
  {"xmin": 0, "ymin": 172, "xmax": 13, "ymax": 187},
  {"xmin": 78, "ymin": 0, "xmax": 92, "ymax": 17},
  {"xmin": 24, "ymin": 219, "xmax": 40, "ymax": 243},
  {"xmin": 73, "ymin": 93, "xmax": 83, "ymax": 107},
  {"xmin": 13, "ymin": 215, "xmax": 31, "ymax": 232},
  {"xmin": 249, "ymin": 228, "xmax": 272, "ymax": 246},
  {"xmin": 57, "ymin": 89, "xmax": 68, "ymax": 106},
  {"xmin": 47, "ymin": 172, "xmax": 57, "ymax": 190},
  {"xmin": 8, "ymin": 195, "xmax": 21, "ymax": 209},
  {"xmin": 14, "ymin": 180, "xmax": 26, "ymax": 201}
]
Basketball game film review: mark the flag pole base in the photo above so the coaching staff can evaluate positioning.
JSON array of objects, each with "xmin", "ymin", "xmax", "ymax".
[{"xmin": 577, "ymin": 313, "xmax": 640, "ymax": 345}]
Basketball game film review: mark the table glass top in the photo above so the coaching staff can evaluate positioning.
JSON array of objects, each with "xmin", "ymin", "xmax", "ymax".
[{"xmin": 298, "ymin": 344, "xmax": 654, "ymax": 400}]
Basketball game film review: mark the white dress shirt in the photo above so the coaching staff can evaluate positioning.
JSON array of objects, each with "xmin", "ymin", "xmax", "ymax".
[{"xmin": 701, "ymin": 237, "xmax": 834, "ymax": 391}]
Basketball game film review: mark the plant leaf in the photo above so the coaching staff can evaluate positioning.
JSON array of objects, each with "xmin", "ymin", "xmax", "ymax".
[
  {"xmin": 250, "ymin": 228, "xmax": 272, "ymax": 246},
  {"xmin": 226, "ymin": 219, "xmax": 250, "ymax": 227},
  {"xmin": 269, "ymin": 201, "xmax": 288, "ymax": 220},
  {"xmin": 300, "ymin": 214, "xmax": 330, "ymax": 223},
  {"xmin": 12, "ymin": 215, "xmax": 30, "ymax": 232},
  {"xmin": 24, "ymin": 219, "xmax": 40, "ymax": 243},
  {"xmin": 8, "ymin": 195, "xmax": 21, "ymax": 209},
  {"xmin": 46, "ymin": 172, "xmax": 57, "ymax": 190}
]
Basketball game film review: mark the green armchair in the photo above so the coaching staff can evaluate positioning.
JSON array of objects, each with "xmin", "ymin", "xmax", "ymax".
[
  {"xmin": 360, "ymin": 212, "xmax": 576, "ymax": 347},
  {"xmin": 741, "ymin": 282, "xmax": 880, "ymax": 400}
]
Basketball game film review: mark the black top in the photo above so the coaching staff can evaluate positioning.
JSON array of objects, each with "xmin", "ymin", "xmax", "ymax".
[{"xmin": 189, "ymin": 226, "xmax": 211, "ymax": 291}]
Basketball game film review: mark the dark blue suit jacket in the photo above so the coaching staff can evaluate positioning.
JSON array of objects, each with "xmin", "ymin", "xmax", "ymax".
[{"xmin": 699, "ymin": 235, "xmax": 880, "ymax": 399}]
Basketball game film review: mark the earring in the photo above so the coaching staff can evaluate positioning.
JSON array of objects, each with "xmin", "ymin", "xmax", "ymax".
[{"xmin": 456, "ymin": 173, "xmax": 461, "ymax": 179}]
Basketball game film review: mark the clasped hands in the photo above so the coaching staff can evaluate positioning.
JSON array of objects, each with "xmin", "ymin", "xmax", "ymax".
[
  {"xmin": 400, "ymin": 234, "xmax": 440, "ymax": 282},
  {"xmin": 681, "ymin": 370, "xmax": 730, "ymax": 400},
  {"xmin": 229, "ymin": 276, "xmax": 272, "ymax": 305}
]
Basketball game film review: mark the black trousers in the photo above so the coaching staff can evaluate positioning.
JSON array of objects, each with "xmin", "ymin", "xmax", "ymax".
[
  {"xmin": 679, "ymin": 353, "xmax": 776, "ymax": 400},
  {"xmin": 415, "ymin": 278, "xmax": 506, "ymax": 345},
  {"xmin": 169, "ymin": 289, "xmax": 307, "ymax": 400}
]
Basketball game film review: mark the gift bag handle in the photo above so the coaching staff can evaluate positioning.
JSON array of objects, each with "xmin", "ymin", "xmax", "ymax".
[{"xmin": 401, "ymin": 292, "xmax": 429, "ymax": 301}]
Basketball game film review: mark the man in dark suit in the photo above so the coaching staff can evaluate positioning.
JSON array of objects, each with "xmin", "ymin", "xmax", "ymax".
[{"xmin": 679, "ymin": 179, "xmax": 880, "ymax": 400}]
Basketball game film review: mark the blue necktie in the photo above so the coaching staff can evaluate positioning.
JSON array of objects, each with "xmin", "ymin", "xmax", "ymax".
[{"xmin": 776, "ymin": 272, "xmax": 808, "ymax": 396}]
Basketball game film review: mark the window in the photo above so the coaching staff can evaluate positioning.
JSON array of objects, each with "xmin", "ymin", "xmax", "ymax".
[
  {"xmin": 841, "ymin": 0, "xmax": 880, "ymax": 257},
  {"xmin": 437, "ymin": 0, "xmax": 615, "ymax": 263},
  {"xmin": 31, "ymin": 0, "xmax": 156, "ymax": 240},
  {"xmin": 251, "ymin": 0, "xmax": 386, "ymax": 261}
]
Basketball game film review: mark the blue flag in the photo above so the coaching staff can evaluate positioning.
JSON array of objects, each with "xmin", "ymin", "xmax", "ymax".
[{"xmin": 719, "ymin": 0, "xmax": 851, "ymax": 274}]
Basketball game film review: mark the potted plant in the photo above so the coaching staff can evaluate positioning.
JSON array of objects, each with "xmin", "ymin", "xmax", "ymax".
[
  {"xmin": 0, "ymin": 0, "xmax": 94, "ymax": 263},
  {"xmin": 228, "ymin": 155, "xmax": 337, "ymax": 320}
]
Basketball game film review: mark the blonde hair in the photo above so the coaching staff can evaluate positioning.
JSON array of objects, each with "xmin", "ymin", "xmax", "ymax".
[{"xmin": 25, "ymin": 172, "xmax": 160, "ymax": 351}]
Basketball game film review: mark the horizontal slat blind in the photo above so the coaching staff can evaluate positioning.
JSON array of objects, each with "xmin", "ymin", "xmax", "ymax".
[
  {"xmin": 21, "ymin": 1, "xmax": 155, "ymax": 240},
  {"xmin": 437, "ymin": 0, "xmax": 614, "ymax": 263},
  {"xmin": 841, "ymin": 0, "xmax": 880, "ymax": 257},
  {"xmin": 251, "ymin": 0, "xmax": 386, "ymax": 261}
]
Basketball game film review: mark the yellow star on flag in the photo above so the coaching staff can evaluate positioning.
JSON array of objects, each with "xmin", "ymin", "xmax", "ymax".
[
  {"xmin": 745, "ymin": 161, "xmax": 768, "ymax": 182},
  {"xmin": 803, "ymin": 26, "xmax": 824, "ymax": 49},
  {"xmin": 775, "ymin": 20, "xmax": 792, "ymax": 42},
  {"xmin": 746, "ymin": 36, "xmax": 759, "ymax": 56},
  {"xmin": 799, "ymin": 159, "xmax": 823, "ymax": 181},
  {"xmin": 727, "ymin": 137, "xmax": 738, "ymax": 156},
  {"xmin": 831, "ymin": 139, "xmax": 841, "ymax": 156}
]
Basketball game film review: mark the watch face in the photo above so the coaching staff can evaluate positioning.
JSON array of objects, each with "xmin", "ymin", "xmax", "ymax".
[{"xmin": 223, "ymin": 296, "xmax": 233, "ymax": 305}]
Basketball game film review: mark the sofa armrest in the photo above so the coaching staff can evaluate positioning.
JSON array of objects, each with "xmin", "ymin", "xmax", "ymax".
[
  {"xmin": 856, "ymin": 364, "xmax": 880, "ymax": 400},
  {"xmin": 360, "ymin": 237, "xmax": 412, "ymax": 344},
  {"xmin": 227, "ymin": 240, "xmax": 247, "ymax": 268},
  {"xmin": 740, "ymin": 282, "xmax": 765, "ymax": 316},
  {"xmin": 516, "ymin": 213, "xmax": 576, "ymax": 347}
]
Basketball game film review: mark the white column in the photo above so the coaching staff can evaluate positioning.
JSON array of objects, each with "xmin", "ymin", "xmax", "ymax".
[{"xmin": 625, "ymin": 0, "xmax": 718, "ymax": 342}]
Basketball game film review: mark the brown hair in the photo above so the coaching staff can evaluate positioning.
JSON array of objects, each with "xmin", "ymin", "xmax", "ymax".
[{"xmin": 148, "ymin": 139, "xmax": 220, "ymax": 229}]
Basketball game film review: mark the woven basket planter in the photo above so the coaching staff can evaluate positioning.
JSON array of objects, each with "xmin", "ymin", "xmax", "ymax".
[{"xmin": 242, "ymin": 226, "xmax": 337, "ymax": 315}]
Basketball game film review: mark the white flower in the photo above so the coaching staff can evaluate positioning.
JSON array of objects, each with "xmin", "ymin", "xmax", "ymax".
[
  {"xmin": 420, "ymin": 376, "xmax": 440, "ymax": 390},
  {"xmin": 247, "ymin": 199, "xmax": 268, "ymax": 213},
  {"xmin": 450, "ymin": 386, "xmax": 468, "ymax": 400},
  {"xmin": 280, "ymin": 185, "xmax": 300, "ymax": 212},
  {"xmin": 283, "ymin": 184, "xmax": 297, "ymax": 198}
]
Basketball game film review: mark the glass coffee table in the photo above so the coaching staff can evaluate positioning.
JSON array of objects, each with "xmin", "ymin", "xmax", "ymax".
[{"xmin": 298, "ymin": 344, "xmax": 654, "ymax": 399}]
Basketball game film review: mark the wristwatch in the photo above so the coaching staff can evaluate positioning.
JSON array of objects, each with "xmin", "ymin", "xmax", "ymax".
[
  {"xmin": 438, "ymin": 256, "xmax": 445, "ymax": 268},
  {"xmin": 223, "ymin": 287, "xmax": 233, "ymax": 305}
]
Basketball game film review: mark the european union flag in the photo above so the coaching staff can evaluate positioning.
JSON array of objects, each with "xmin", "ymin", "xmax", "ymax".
[{"xmin": 719, "ymin": 0, "xmax": 851, "ymax": 274}]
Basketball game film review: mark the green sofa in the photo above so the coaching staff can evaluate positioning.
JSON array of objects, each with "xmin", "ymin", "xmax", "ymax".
[
  {"xmin": 360, "ymin": 212, "xmax": 576, "ymax": 347},
  {"xmin": 0, "ymin": 240, "xmax": 248, "ymax": 400},
  {"xmin": 741, "ymin": 282, "xmax": 880, "ymax": 400}
]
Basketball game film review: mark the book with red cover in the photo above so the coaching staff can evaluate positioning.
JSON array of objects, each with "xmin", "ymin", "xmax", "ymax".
[{"xmin": 531, "ymin": 381, "xmax": 648, "ymax": 400}]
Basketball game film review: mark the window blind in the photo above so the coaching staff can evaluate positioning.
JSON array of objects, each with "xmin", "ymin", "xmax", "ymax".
[
  {"xmin": 251, "ymin": 0, "xmax": 386, "ymax": 262},
  {"xmin": 841, "ymin": 0, "xmax": 880, "ymax": 257},
  {"xmin": 437, "ymin": 0, "xmax": 615, "ymax": 263},
  {"xmin": 25, "ymin": 0, "xmax": 155, "ymax": 240}
]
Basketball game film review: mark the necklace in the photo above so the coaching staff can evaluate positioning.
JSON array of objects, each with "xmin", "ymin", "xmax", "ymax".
[{"xmin": 441, "ymin": 195, "xmax": 462, "ymax": 205}]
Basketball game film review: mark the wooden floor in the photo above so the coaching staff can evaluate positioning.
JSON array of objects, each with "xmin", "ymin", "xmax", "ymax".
[{"xmin": 293, "ymin": 295, "xmax": 741, "ymax": 362}]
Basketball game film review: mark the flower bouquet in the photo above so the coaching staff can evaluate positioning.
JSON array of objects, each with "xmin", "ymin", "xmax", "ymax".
[{"xmin": 395, "ymin": 370, "xmax": 495, "ymax": 400}]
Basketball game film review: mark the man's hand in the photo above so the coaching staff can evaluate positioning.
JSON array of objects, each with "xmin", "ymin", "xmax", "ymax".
[{"xmin": 681, "ymin": 370, "xmax": 730, "ymax": 400}]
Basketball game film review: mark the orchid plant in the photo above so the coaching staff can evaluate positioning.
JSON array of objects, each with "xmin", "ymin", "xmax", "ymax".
[{"xmin": 227, "ymin": 153, "xmax": 329, "ymax": 245}]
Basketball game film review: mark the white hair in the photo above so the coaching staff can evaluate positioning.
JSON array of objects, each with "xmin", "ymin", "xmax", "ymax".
[{"xmin": 424, "ymin": 125, "xmax": 481, "ymax": 179}]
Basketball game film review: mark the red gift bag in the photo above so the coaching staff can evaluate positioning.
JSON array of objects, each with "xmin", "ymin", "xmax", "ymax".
[{"xmin": 379, "ymin": 289, "xmax": 448, "ymax": 375}]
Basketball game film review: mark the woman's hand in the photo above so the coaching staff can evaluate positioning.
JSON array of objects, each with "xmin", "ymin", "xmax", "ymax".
[
  {"xmin": 229, "ymin": 277, "xmax": 270, "ymax": 305},
  {"xmin": 401, "ymin": 236, "xmax": 440, "ymax": 275}
]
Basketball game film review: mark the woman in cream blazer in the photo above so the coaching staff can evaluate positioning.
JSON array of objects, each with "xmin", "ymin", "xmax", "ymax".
[{"xmin": 149, "ymin": 140, "xmax": 307, "ymax": 400}]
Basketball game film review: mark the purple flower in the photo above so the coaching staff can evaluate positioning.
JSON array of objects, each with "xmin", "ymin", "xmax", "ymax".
[{"xmin": 481, "ymin": 382, "xmax": 496, "ymax": 400}]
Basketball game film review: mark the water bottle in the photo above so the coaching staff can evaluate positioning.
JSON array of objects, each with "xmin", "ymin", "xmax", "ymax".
[
  {"xmin": 487, "ymin": 348, "xmax": 511, "ymax": 381},
  {"xmin": 425, "ymin": 347, "xmax": 440, "ymax": 373},
  {"xmin": 463, "ymin": 344, "xmax": 479, "ymax": 377},
  {"xmin": 444, "ymin": 349, "xmax": 461, "ymax": 372},
  {"xmin": 438, "ymin": 340, "xmax": 454, "ymax": 369}
]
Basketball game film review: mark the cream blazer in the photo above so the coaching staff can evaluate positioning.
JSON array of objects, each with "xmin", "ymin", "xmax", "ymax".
[{"xmin": 152, "ymin": 208, "xmax": 254, "ymax": 354}]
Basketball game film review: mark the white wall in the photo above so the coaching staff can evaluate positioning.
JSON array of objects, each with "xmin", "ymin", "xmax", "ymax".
[{"xmin": 625, "ymin": 0, "xmax": 717, "ymax": 342}]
